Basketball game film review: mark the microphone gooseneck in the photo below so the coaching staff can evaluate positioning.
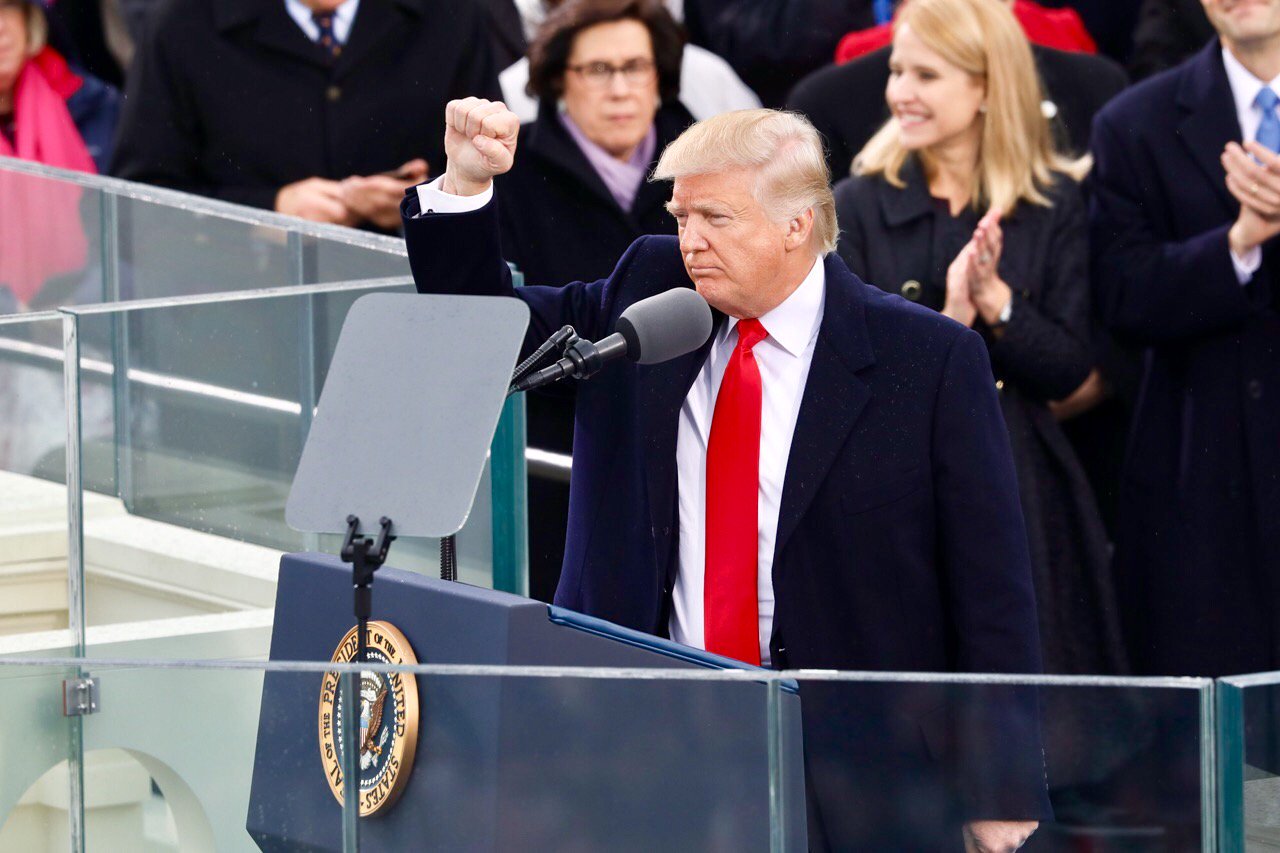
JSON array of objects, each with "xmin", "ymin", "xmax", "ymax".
[{"xmin": 509, "ymin": 288, "xmax": 713, "ymax": 394}]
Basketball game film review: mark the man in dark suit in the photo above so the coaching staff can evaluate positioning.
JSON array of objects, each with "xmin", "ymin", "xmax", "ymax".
[
  {"xmin": 404, "ymin": 98, "xmax": 1048, "ymax": 851},
  {"xmin": 788, "ymin": 43, "xmax": 1128, "ymax": 181},
  {"xmin": 1090, "ymin": 0, "xmax": 1280, "ymax": 677},
  {"xmin": 111, "ymin": 0, "xmax": 499, "ymax": 231}
]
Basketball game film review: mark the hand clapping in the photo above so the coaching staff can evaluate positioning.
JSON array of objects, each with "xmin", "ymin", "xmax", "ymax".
[
  {"xmin": 1222, "ymin": 141, "xmax": 1280, "ymax": 256},
  {"xmin": 944, "ymin": 209, "xmax": 1012, "ymax": 329}
]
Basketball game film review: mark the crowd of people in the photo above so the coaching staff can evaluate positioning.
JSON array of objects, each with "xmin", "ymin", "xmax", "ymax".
[{"xmin": 3, "ymin": 0, "xmax": 1278, "ymax": 688}]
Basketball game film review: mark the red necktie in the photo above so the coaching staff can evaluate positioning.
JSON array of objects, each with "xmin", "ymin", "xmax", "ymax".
[{"xmin": 704, "ymin": 318, "xmax": 767, "ymax": 665}]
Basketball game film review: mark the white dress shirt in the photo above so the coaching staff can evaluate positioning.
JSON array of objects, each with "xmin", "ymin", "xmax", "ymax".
[
  {"xmin": 284, "ymin": 0, "xmax": 360, "ymax": 43},
  {"xmin": 1222, "ymin": 46, "xmax": 1280, "ymax": 282},
  {"xmin": 669, "ymin": 259, "xmax": 825, "ymax": 665}
]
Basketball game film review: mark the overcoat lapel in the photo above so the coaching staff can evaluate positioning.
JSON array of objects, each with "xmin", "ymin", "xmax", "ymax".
[
  {"xmin": 774, "ymin": 256, "xmax": 876, "ymax": 561},
  {"xmin": 335, "ymin": 0, "xmax": 421, "ymax": 80},
  {"xmin": 1176, "ymin": 41, "xmax": 1241, "ymax": 214},
  {"xmin": 215, "ymin": 0, "xmax": 331, "ymax": 69}
]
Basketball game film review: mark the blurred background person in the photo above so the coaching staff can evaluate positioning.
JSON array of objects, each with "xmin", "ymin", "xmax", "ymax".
[
  {"xmin": 0, "ymin": 0, "xmax": 118, "ymax": 312},
  {"xmin": 680, "ymin": 0, "xmax": 874, "ymax": 107},
  {"xmin": 497, "ymin": 0, "xmax": 759, "ymax": 122},
  {"xmin": 789, "ymin": 8, "xmax": 1127, "ymax": 180},
  {"xmin": 1090, "ymin": 0, "xmax": 1280, "ymax": 678},
  {"xmin": 111, "ymin": 0, "xmax": 499, "ymax": 232},
  {"xmin": 498, "ymin": 0, "xmax": 693, "ymax": 600},
  {"xmin": 832, "ymin": 0, "xmax": 1127, "ymax": 677},
  {"xmin": 0, "ymin": 0, "xmax": 117, "ymax": 173},
  {"xmin": 1128, "ymin": 0, "xmax": 1214, "ymax": 79}
]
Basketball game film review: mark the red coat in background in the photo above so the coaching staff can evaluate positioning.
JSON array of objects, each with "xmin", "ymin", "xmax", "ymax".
[{"xmin": 834, "ymin": 0, "xmax": 1097, "ymax": 63}]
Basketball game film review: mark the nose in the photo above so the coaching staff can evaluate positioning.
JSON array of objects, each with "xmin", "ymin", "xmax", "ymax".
[
  {"xmin": 886, "ymin": 75, "xmax": 911, "ymax": 108},
  {"xmin": 679, "ymin": 219, "xmax": 709, "ymax": 255},
  {"xmin": 607, "ymin": 68, "xmax": 630, "ymax": 97}
]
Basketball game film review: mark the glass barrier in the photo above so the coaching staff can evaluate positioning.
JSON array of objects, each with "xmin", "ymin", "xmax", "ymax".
[
  {"xmin": 0, "ymin": 658, "xmax": 1218, "ymax": 852},
  {"xmin": 0, "ymin": 313, "xmax": 72, "ymax": 651},
  {"xmin": 0, "ymin": 663, "xmax": 79, "ymax": 846},
  {"xmin": 1218, "ymin": 671, "xmax": 1280, "ymax": 851},
  {"xmin": 0, "ymin": 156, "xmax": 409, "ymax": 312},
  {"xmin": 52, "ymin": 283, "xmax": 527, "ymax": 660}
]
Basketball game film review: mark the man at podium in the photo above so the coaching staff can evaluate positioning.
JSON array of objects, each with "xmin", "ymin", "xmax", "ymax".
[{"xmin": 402, "ymin": 99, "xmax": 1047, "ymax": 852}]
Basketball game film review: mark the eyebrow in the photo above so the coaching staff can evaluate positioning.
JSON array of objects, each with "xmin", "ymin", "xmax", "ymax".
[{"xmin": 665, "ymin": 201, "xmax": 734, "ymax": 217}]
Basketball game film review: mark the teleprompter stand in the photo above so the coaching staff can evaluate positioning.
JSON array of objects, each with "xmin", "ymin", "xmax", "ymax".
[{"xmin": 285, "ymin": 292, "xmax": 530, "ymax": 663}]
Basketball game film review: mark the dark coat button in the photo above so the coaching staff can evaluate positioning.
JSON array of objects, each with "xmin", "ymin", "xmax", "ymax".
[
  {"xmin": 900, "ymin": 279, "xmax": 922, "ymax": 301},
  {"xmin": 326, "ymin": 85, "xmax": 342, "ymax": 102},
  {"xmin": 1248, "ymin": 379, "xmax": 1264, "ymax": 400}
]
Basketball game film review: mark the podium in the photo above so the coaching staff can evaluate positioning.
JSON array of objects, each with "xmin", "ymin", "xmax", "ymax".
[{"xmin": 247, "ymin": 553, "xmax": 808, "ymax": 851}]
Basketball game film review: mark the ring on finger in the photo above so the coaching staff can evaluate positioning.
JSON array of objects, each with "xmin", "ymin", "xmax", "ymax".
[{"xmin": 979, "ymin": 252, "xmax": 992, "ymax": 265}]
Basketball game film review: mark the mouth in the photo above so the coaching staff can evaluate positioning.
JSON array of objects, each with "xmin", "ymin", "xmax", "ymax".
[{"xmin": 895, "ymin": 112, "xmax": 930, "ymax": 128}]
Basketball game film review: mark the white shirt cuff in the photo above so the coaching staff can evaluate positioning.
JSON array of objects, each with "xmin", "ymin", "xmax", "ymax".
[
  {"xmin": 1231, "ymin": 244, "xmax": 1262, "ymax": 284},
  {"xmin": 414, "ymin": 176, "xmax": 493, "ymax": 216}
]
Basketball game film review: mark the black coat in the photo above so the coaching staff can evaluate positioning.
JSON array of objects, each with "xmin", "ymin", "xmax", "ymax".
[
  {"xmin": 789, "ymin": 44, "xmax": 1128, "ymax": 181},
  {"xmin": 495, "ymin": 101, "xmax": 692, "ymax": 601},
  {"xmin": 403, "ymin": 193, "xmax": 1050, "ymax": 849},
  {"xmin": 111, "ymin": 0, "xmax": 500, "ymax": 211},
  {"xmin": 496, "ymin": 101, "xmax": 692, "ymax": 287},
  {"xmin": 1090, "ymin": 42, "xmax": 1280, "ymax": 677},
  {"xmin": 835, "ymin": 160, "xmax": 1127, "ymax": 675},
  {"xmin": 1128, "ymin": 0, "xmax": 1214, "ymax": 80},
  {"xmin": 683, "ymin": 0, "xmax": 874, "ymax": 107}
]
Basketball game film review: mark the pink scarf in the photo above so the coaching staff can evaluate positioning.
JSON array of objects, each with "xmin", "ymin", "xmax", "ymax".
[{"xmin": 0, "ymin": 49, "xmax": 94, "ymax": 307}]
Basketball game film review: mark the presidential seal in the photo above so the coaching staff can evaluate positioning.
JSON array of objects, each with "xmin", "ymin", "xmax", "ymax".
[{"xmin": 318, "ymin": 621, "xmax": 420, "ymax": 816}]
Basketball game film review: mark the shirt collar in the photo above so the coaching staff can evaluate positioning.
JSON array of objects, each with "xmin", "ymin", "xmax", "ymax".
[
  {"xmin": 1222, "ymin": 46, "xmax": 1280, "ymax": 122},
  {"xmin": 722, "ymin": 256, "xmax": 825, "ymax": 358},
  {"xmin": 284, "ymin": 0, "xmax": 360, "ymax": 34}
]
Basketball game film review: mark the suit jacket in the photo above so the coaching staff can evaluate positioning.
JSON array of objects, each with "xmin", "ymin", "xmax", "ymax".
[
  {"xmin": 1090, "ymin": 40, "xmax": 1280, "ymax": 677},
  {"xmin": 789, "ymin": 44, "xmax": 1128, "ymax": 181},
  {"xmin": 402, "ymin": 190, "xmax": 1050, "ymax": 848},
  {"xmin": 111, "ymin": 0, "xmax": 500, "ymax": 213}
]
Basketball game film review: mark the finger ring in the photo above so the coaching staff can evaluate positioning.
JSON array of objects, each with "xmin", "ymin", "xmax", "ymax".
[{"xmin": 979, "ymin": 253, "xmax": 992, "ymax": 265}]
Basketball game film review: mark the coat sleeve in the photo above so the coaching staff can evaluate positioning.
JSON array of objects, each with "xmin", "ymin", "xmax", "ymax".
[
  {"xmin": 932, "ymin": 328, "xmax": 1051, "ymax": 820},
  {"xmin": 987, "ymin": 184, "xmax": 1094, "ymax": 401},
  {"xmin": 1089, "ymin": 110, "xmax": 1260, "ymax": 345},
  {"xmin": 401, "ymin": 189, "xmax": 633, "ymax": 355}
]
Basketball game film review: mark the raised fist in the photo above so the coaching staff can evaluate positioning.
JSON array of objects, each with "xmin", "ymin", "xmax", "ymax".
[{"xmin": 442, "ymin": 98, "xmax": 519, "ymax": 196}]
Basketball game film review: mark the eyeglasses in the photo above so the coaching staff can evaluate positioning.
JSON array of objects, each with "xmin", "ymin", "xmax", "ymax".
[{"xmin": 565, "ymin": 58, "xmax": 656, "ymax": 89}]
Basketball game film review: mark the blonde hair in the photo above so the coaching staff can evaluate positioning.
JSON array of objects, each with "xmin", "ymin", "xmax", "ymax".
[
  {"xmin": 652, "ymin": 109, "xmax": 840, "ymax": 256},
  {"xmin": 854, "ymin": 0, "xmax": 1089, "ymax": 215},
  {"xmin": 22, "ymin": 2, "xmax": 48, "ymax": 56}
]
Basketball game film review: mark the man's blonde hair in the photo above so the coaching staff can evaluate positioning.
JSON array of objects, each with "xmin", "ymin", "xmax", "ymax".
[
  {"xmin": 855, "ymin": 0, "xmax": 1089, "ymax": 215},
  {"xmin": 653, "ymin": 109, "xmax": 839, "ymax": 256}
]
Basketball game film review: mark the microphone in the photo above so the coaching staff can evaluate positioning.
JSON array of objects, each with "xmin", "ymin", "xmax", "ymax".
[{"xmin": 510, "ymin": 288, "xmax": 713, "ymax": 393}]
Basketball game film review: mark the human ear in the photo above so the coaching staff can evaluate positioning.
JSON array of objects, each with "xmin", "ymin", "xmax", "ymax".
[{"xmin": 784, "ymin": 209, "xmax": 815, "ymax": 251}]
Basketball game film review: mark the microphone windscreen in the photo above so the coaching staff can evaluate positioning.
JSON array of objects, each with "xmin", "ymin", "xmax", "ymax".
[{"xmin": 615, "ymin": 288, "xmax": 714, "ymax": 365}]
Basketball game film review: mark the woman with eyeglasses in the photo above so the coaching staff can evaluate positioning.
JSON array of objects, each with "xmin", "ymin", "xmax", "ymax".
[{"xmin": 497, "ymin": 0, "xmax": 693, "ymax": 600}]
